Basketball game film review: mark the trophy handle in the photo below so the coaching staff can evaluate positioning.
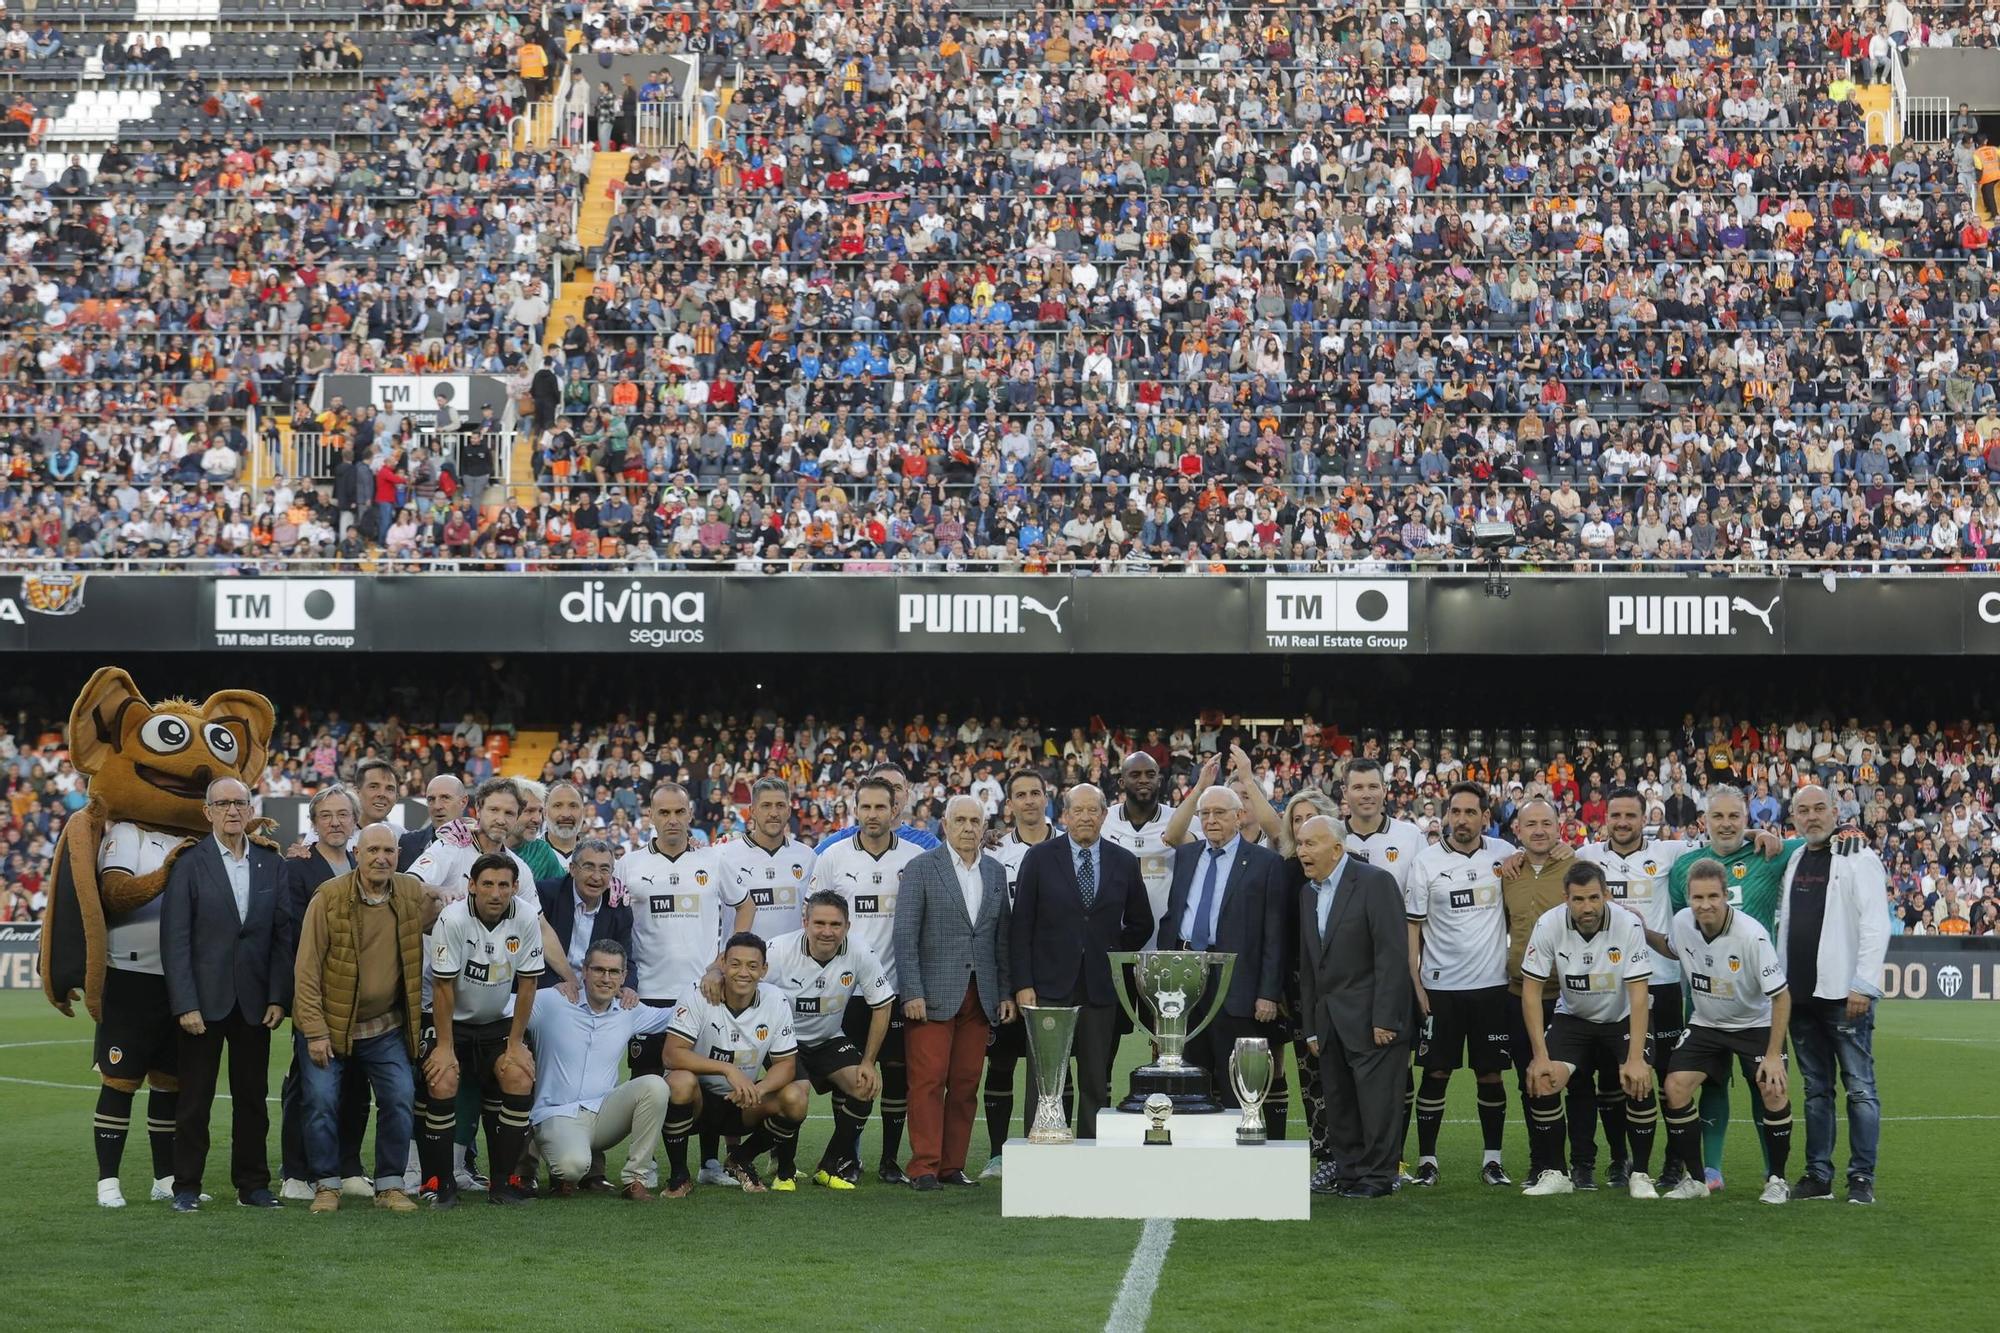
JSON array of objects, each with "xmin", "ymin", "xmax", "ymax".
[
  {"xmin": 1107, "ymin": 950, "xmax": 1145, "ymax": 1033},
  {"xmin": 1182, "ymin": 952, "xmax": 1237, "ymax": 1046}
]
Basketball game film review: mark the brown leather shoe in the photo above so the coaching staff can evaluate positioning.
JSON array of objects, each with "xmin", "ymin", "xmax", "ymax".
[
  {"xmin": 372, "ymin": 1189, "xmax": 418, "ymax": 1213},
  {"xmin": 578, "ymin": 1175, "xmax": 617, "ymax": 1195},
  {"xmin": 309, "ymin": 1188, "xmax": 340, "ymax": 1214},
  {"xmin": 621, "ymin": 1181, "xmax": 655, "ymax": 1203},
  {"xmin": 547, "ymin": 1180, "xmax": 577, "ymax": 1199}
]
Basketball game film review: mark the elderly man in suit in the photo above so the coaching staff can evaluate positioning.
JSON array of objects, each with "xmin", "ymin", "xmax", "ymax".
[
  {"xmin": 893, "ymin": 795, "xmax": 1014, "ymax": 1191},
  {"xmin": 1297, "ymin": 815, "xmax": 1412, "ymax": 1198},
  {"xmin": 161, "ymin": 777, "xmax": 287, "ymax": 1212},
  {"xmin": 1158, "ymin": 785, "xmax": 1286, "ymax": 1107},
  {"xmin": 537, "ymin": 837, "xmax": 633, "ymax": 988},
  {"xmin": 1010, "ymin": 783, "xmax": 1151, "ymax": 1139}
]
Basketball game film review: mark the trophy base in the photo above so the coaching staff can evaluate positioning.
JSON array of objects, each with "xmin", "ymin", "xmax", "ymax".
[
  {"xmin": 1235, "ymin": 1128, "xmax": 1268, "ymax": 1145},
  {"xmin": 1119, "ymin": 1066, "xmax": 1223, "ymax": 1116},
  {"xmin": 1143, "ymin": 1129, "xmax": 1173, "ymax": 1146}
]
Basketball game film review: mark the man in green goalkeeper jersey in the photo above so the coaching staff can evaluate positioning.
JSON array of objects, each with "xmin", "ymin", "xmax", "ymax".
[{"xmin": 1667, "ymin": 786, "xmax": 1798, "ymax": 1193}]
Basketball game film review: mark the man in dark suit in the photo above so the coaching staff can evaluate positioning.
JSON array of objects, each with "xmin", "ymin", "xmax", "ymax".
[
  {"xmin": 161, "ymin": 777, "xmax": 287, "ymax": 1212},
  {"xmin": 537, "ymin": 837, "xmax": 633, "ymax": 988},
  {"xmin": 1158, "ymin": 785, "xmax": 1285, "ymax": 1107},
  {"xmin": 1010, "ymin": 783, "xmax": 1150, "ymax": 1138},
  {"xmin": 398, "ymin": 774, "xmax": 466, "ymax": 872},
  {"xmin": 1297, "ymin": 815, "xmax": 1412, "ymax": 1198},
  {"xmin": 893, "ymin": 796, "xmax": 1013, "ymax": 1191}
]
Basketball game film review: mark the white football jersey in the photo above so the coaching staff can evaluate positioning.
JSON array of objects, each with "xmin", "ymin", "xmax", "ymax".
[
  {"xmin": 409, "ymin": 839, "xmax": 540, "ymax": 913},
  {"xmin": 619, "ymin": 841, "xmax": 741, "ymax": 1001},
  {"xmin": 1576, "ymin": 839, "xmax": 1693, "ymax": 983},
  {"xmin": 715, "ymin": 834, "xmax": 817, "ymax": 945},
  {"xmin": 1343, "ymin": 816, "xmax": 1426, "ymax": 895},
  {"xmin": 430, "ymin": 897, "xmax": 546, "ymax": 1025},
  {"xmin": 1520, "ymin": 904, "xmax": 1652, "ymax": 1025},
  {"xmin": 1670, "ymin": 907, "xmax": 1786, "ymax": 1032},
  {"xmin": 99, "ymin": 821, "xmax": 183, "ymax": 976},
  {"xmin": 1102, "ymin": 802, "xmax": 1175, "ymax": 947},
  {"xmin": 991, "ymin": 828, "xmax": 1059, "ymax": 904},
  {"xmin": 1405, "ymin": 836, "xmax": 1514, "ymax": 991},
  {"xmin": 811, "ymin": 834, "xmax": 923, "ymax": 990},
  {"xmin": 764, "ymin": 929, "xmax": 892, "ymax": 1043},
  {"xmin": 667, "ymin": 982, "xmax": 798, "ymax": 1096}
]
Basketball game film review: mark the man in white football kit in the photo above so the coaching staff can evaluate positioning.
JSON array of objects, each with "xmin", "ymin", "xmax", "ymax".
[
  {"xmin": 1660, "ymin": 859, "xmax": 1794, "ymax": 1204},
  {"xmin": 766, "ymin": 890, "xmax": 893, "ymax": 1188},
  {"xmin": 811, "ymin": 775, "xmax": 923, "ymax": 1183},
  {"xmin": 619, "ymin": 782, "xmax": 751, "ymax": 1082},
  {"xmin": 981, "ymin": 769, "xmax": 1056, "ymax": 1177},
  {"xmin": 408, "ymin": 777, "xmax": 541, "ymax": 912},
  {"xmin": 1101, "ymin": 753, "xmax": 1175, "ymax": 947},
  {"xmin": 1340, "ymin": 757, "xmax": 1426, "ymax": 1185},
  {"xmin": 420, "ymin": 854, "xmax": 545, "ymax": 1208},
  {"xmin": 1575, "ymin": 786, "xmax": 1693, "ymax": 1187},
  {"xmin": 716, "ymin": 777, "xmax": 817, "ymax": 944},
  {"xmin": 1517, "ymin": 861, "xmax": 1659, "ymax": 1198},
  {"xmin": 661, "ymin": 933, "xmax": 805, "ymax": 1195},
  {"xmin": 1406, "ymin": 782, "xmax": 1516, "ymax": 1187}
]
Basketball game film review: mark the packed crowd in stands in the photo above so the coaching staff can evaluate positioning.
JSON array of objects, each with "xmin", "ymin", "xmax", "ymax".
[
  {"xmin": 0, "ymin": 1, "xmax": 1996, "ymax": 570},
  {"xmin": 2, "ymin": 704, "xmax": 1997, "ymax": 934}
]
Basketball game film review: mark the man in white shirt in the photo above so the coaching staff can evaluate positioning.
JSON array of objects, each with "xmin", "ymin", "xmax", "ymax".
[{"xmin": 980, "ymin": 769, "xmax": 1055, "ymax": 1177}]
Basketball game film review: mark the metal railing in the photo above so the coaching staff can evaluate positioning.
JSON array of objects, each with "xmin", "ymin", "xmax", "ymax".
[{"xmin": 1902, "ymin": 94, "xmax": 1951, "ymax": 144}]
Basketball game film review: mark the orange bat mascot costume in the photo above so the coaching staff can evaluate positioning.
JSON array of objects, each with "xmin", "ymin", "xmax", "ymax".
[{"xmin": 39, "ymin": 668, "xmax": 275, "ymax": 1208}]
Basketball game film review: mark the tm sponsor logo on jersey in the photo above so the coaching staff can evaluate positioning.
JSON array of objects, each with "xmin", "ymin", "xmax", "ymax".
[
  {"xmin": 559, "ymin": 580, "xmax": 706, "ymax": 646},
  {"xmin": 897, "ymin": 593, "xmax": 1068, "ymax": 636},
  {"xmin": 1608, "ymin": 593, "xmax": 1779, "ymax": 637},
  {"xmin": 213, "ymin": 578, "xmax": 357, "ymax": 648},
  {"xmin": 1262, "ymin": 579, "xmax": 1410, "ymax": 649}
]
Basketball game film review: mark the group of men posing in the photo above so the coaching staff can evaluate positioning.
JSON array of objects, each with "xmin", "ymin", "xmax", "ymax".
[{"xmin": 91, "ymin": 747, "xmax": 1890, "ymax": 1211}]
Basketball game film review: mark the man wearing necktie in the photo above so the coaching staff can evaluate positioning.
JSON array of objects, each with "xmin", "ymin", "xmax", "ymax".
[
  {"xmin": 1010, "ymin": 784, "xmax": 1151, "ymax": 1139},
  {"xmin": 1158, "ymin": 786, "xmax": 1286, "ymax": 1110},
  {"xmin": 1296, "ymin": 815, "xmax": 1412, "ymax": 1198}
]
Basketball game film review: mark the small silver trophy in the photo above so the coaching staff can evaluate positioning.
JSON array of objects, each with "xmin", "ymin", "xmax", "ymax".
[
  {"xmin": 1143, "ymin": 1092, "xmax": 1174, "ymax": 1146},
  {"xmin": 1023, "ymin": 1005, "xmax": 1082, "ymax": 1143},
  {"xmin": 1229, "ymin": 1036, "xmax": 1274, "ymax": 1145}
]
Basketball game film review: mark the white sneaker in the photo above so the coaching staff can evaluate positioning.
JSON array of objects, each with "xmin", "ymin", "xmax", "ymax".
[
  {"xmin": 98, "ymin": 1178, "xmax": 126, "ymax": 1209},
  {"xmin": 341, "ymin": 1175, "xmax": 375, "ymax": 1199},
  {"xmin": 279, "ymin": 1178, "xmax": 317, "ymax": 1202},
  {"xmin": 979, "ymin": 1156, "xmax": 1003, "ymax": 1181},
  {"xmin": 1759, "ymin": 1175, "xmax": 1790, "ymax": 1205},
  {"xmin": 1663, "ymin": 1175, "xmax": 1708, "ymax": 1200},
  {"xmin": 150, "ymin": 1178, "xmax": 210, "ymax": 1203},
  {"xmin": 1627, "ymin": 1171, "xmax": 1659, "ymax": 1200},
  {"xmin": 453, "ymin": 1168, "xmax": 488, "ymax": 1194},
  {"xmin": 1521, "ymin": 1169, "xmax": 1575, "ymax": 1197},
  {"xmin": 697, "ymin": 1160, "xmax": 731, "ymax": 1187}
]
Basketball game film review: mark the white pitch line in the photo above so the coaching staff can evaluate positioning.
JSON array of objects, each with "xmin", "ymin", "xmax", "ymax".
[
  {"xmin": 0, "ymin": 1039, "xmax": 89, "ymax": 1050},
  {"xmin": 1104, "ymin": 1217, "xmax": 1175, "ymax": 1333}
]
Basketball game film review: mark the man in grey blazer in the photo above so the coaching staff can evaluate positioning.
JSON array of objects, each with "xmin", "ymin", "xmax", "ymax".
[
  {"xmin": 161, "ymin": 777, "xmax": 287, "ymax": 1211},
  {"xmin": 1296, "ymin": 815, "xmax": 1412, "ymax": 1199},
  {"xmin": 893, "ymin": 796, "xmax": 1014, "ymax": 1191}
]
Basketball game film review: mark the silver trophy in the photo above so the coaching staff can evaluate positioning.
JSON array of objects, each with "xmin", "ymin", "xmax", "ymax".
[
  {"xmin": 1109, "ymin": 950, "xmax": 1237, "ymax": 1113},
  {"xmin": 1229, "ymin": 1036, "xmax": 1274, "ymax": 1144},
  {"xmin": 1023, "ymin": 1004, "xmax": 1082, "ymax": 1143},
  {"xmin": 1143, "ymin": 1093, "xmax": 1174, "ymax": 1146}
]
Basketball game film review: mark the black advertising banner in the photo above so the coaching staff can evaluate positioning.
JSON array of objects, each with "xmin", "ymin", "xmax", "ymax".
[
  {"xmin": 2, "ymin": 573, "xmax": 2000, "ymax": 656},
  {"xmin": 1879, "ymin": 937, "xmax": 2000, "ymax": 1001}
]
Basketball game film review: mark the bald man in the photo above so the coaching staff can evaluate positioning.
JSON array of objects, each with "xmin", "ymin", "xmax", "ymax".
[
  {"xmin": 399, "ymin": 775, "xmax": 467, "ymax": 873},
  {"xmin": 1010, "ymin": 784, "xmax": 1151, "ymax": 1140},
  {"xmin": 892, "ymin": 796, "xmax": 1014, "ymax": 1189}
]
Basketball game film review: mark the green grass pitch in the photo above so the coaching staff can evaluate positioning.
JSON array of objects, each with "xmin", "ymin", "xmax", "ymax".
[{"xmin": 2, "ymin": 993, "xmax": 1991, "ymax": 1331}]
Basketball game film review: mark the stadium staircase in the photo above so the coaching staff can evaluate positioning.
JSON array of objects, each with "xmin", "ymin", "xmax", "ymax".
[{"xmin": 500, "ymin": 730, "xmax": 558, "ymax": 780}]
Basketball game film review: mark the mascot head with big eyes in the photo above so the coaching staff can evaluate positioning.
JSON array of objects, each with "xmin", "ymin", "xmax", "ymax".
[{"xmin": 40, "ymin": 668, "xmax": 274, "ymax": 1020}]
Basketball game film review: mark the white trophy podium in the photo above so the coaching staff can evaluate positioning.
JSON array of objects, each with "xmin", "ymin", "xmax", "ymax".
[{"xmin": 1000, "ymin": 1109, "xmax": 1309, "ymax": 1221}]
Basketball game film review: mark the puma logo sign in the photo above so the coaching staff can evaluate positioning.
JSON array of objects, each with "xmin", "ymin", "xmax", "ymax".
[
  {"xmin": 1020, "ymin": 595, "xmax": 1069, "ymax": 634},
  {"xmin": 1729, "ymin": 595, "xmax": 1779, "ymax": 635}
]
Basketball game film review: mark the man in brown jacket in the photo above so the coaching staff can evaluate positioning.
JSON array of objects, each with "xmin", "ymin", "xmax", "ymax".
[{"xmin": 292, "ymin": 824, "xmax": 434, "ymax": 1214}]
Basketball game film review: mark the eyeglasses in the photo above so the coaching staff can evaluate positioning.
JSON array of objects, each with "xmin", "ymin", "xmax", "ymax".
[{"xmin": 208, "ymin": 799, "xmax": 253, "ymax": 811}]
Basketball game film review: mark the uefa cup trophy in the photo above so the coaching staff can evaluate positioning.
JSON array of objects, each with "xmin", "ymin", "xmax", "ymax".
[
  {"xmin": 1108, "ymin": 950, "xmax": 1237, "ymax": 1114},
  {"xmin": 1229, "ymin": 1036, "xmax": 1274, "ymax": 1144},
  {"xmin": 1023, "ymin": 1004, "xmax": 1082, "ymax": 1143}
]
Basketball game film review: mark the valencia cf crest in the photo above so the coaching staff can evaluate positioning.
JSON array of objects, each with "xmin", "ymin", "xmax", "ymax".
[
  {"xmin": 791, "ymin": 865, "xmax": 805, "ymax": 880},
  {"xmin": 505, "ymin": 935, "xmax": 521, "ymax": 953},
  {"xmin": 695, "ymin": 870, "xmax": 709, "ymax": 885},
  {"xmin": 1727, "ymin": 955, "xmax": 1741, "ymax": 972},
  {"xmin": 1642, "ymin": 861, "xmax": 1658, "ymax": 875},
  {"xmin": 1608, "ymin": 948, "xmax": 1622, "ymax": 963},
  {"xmin": 1385, "ymin": 848, "xmax": 1400, "ymax": 862},
  {"xmin": 1732, "ymin": 864, "xmax": 1747, "ymax": 880},
  {"xmin": 754, "ymin": 1024, "xmax": 770, "ymax": 1040},
  {"xmin": 839, "ymin": 971, "xmax": 854, "ymax": 986},
  {"xmin": 107, "ymin": 1045, "xmax": 123, "ymax": 1064}
]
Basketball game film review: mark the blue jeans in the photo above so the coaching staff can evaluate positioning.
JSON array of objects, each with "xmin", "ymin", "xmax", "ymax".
[
  {"xmin": 1789, "ymin": 998, "xmax": 1880, "ymax": 1182},
  {"xmin": 299, "ymin": 1029, "xmax": 414, "ymax": 1191}
]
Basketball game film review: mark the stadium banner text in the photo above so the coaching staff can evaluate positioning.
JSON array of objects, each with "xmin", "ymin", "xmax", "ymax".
[
  {"xmin": 1, "ymin": 575, "xmax": 1999, "ymax": 655},
  {"xmin": 0, "ymin": 923, "xmax": 41, "ymax": 990},
  {"xmin": 1879, "ymin": 937, "xmax": 2000, "ymax": 1001}
]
